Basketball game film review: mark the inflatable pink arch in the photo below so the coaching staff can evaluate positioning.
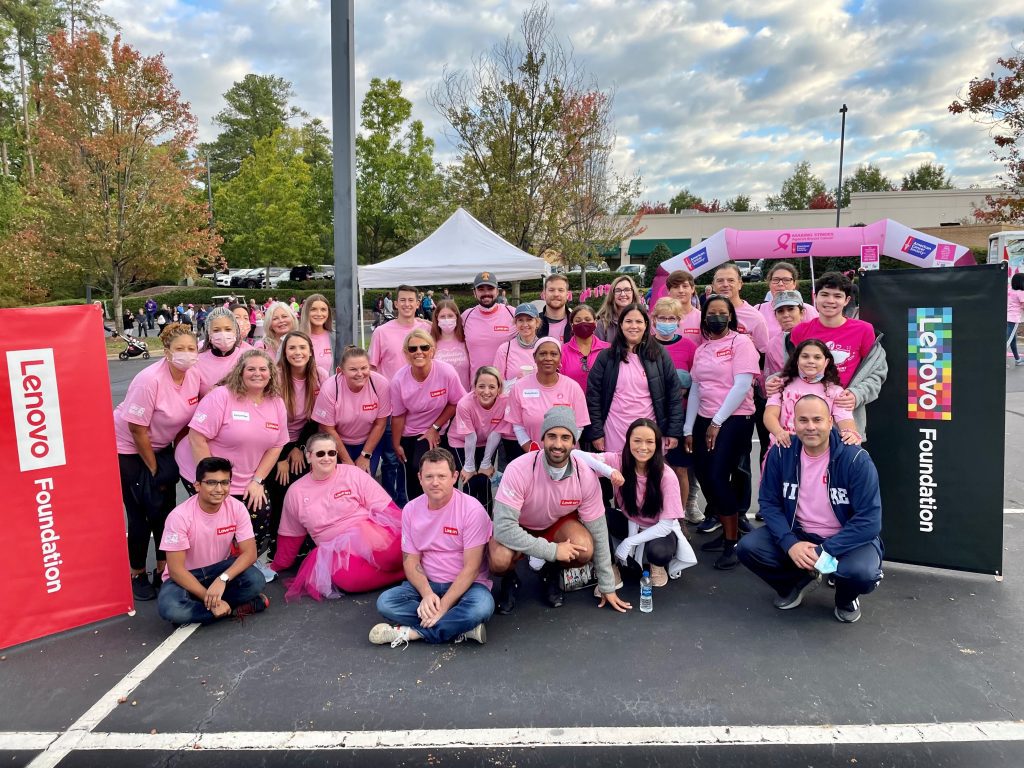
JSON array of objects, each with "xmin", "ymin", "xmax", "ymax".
[{"xmin": 650, "ymin": 218, "xmax": 975, "ymax": 300}]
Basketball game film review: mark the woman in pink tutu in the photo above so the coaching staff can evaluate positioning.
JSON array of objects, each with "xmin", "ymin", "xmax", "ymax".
[{"xmin": 271, "ymin": 433, "xmax": 404, "ymax": 599}]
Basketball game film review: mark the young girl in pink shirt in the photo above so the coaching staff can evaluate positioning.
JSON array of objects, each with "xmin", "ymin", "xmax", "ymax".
[
  {"xmin": 273, "ymin": 433, "xmax": 404, "ymax": 599},
  {"xmin": 299, "ymin": 293, "xmax": 335, "ymax": 366},
  {"xmin": 431, "ymin": 299, "xmax": 471, "ymax": 390},
  {"xmin": 764, "ymin": 339, "xmax": 859, "ymax": 447},
  {"xmin": 448, "ymin": 366, "xmax": 510, "ymax": 508}
]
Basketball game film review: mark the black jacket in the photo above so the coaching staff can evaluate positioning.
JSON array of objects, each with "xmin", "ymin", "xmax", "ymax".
[{"xmin": 584, "ymin": 342, "xmax": 684, "ymax": 441}]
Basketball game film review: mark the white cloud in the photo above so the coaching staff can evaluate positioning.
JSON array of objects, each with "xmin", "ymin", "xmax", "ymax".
[{"xmin": 100, "ymin": 0, "xmax": 1017, "ymax": 206}]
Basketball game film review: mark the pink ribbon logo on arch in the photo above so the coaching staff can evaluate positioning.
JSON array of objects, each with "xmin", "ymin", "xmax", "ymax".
[{"xmin": 774, "ymin": 233, "xmax": 792, "ymax": 252}]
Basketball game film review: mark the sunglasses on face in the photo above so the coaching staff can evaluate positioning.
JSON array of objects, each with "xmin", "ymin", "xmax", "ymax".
[
  {"xmin": 311, "ymin": 449, "xmax": 338, "ymax": 458},
  {"xmin": 407, "ymin": 344, "xmax": 432, "ymax": 353}
]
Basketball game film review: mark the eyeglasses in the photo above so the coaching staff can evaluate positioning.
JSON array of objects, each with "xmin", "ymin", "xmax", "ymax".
[
  {"xmin": 613, "ymin": 287, "xmax": 633, "ymax": 295},
  {"xmin": 407, "ymin": 344, "xmax": 432, "ymax": 353},
  {"xmin": 199, "ymin": 479, "xmax": 231, "ymax": 488},
  {"xmin": 770, "ymin": 277, "xmax": 795, "ymax": 285},
  {"xmin": 312, "ymin": 449, "xmax": 338, "ymax": 458}
]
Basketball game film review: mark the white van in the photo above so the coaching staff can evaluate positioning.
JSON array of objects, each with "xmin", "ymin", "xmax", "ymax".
[{"xmin": 988, "ymin": 231, "xmax": 1024, "ymax": 278}]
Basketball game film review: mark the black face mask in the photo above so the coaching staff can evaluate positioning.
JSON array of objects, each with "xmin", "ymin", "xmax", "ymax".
[{"xmin": 706, "ymin": 316, "xmax": 730, "ymax": 333}]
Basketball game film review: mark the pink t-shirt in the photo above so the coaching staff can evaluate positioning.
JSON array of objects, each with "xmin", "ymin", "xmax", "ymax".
[
  {"xmin": 449, "ymin": 391, "xmax": 512, "ymax": 448},
  {"xmin": 159, "ymin": 494, "xmax": 255, "ymax": 580},
  {"xmin": 434, "ymin": 336, "xmax": 471, "ymax": 391},
  {"xmin": 279, "ymin": 464, "xmax": 395, "ymax": 544},
  {"xmin": 369, "ymin": 318, "xmax": 431, "ymax": 379},
  {"xmin": 604, "ymin": 354, "xmax": 656, "ymax": 452},
  {"xmin": 789, "ymin": 317, "xmax": 876, "ymax": 388},
  {"xmin": 389, "ymin": 360, "xmax": 466, "ymax": 436},
  {"xmin": 493, "ymin": 337, "xmax": 540, "ymax": 382},
  {"xmin": 676, "ymin": 309, "xmax": 702, "ymax": 339},
  {"xmin": 114, "ymin": 359, "xmax": 201, "ymax": 453},
  {"xmin": 546, "ymin": 316, "xmax": 568, "ymax": 340},
  {"xmin": 309, "ymin": 331, "xmax": 334, "ymax": 366},
  {"xmin": 657, "ymin": 336, "xmax": 696, "ymax": 372},
  {"xmin": 505, "ymin": 373, "xmax": 590, "ymax": 445},
  {"xmin": 795, "ymin": 448, "xmax": 841, "ymax": 537},
  {"xmin": 1008, "ymin": 288, "xmax": 1024, "ymax": 324},
  {"xmin": 559, "ymin": 336, "xmax": 610, "ymax": 393},
  {"xmin": 196, "ymin": 347, "xmax": 245, "ymax": 397},
  {"xmin": 494, "ymin": 451, "xmax": 605, "ymax": 530},
  {"xmin": 401, "ymin": 490, "xmax": 493, "ymax": 588},
  {"xmin": 763, "ymin": 331, "xmax": 789, "ymax": 378},
  {"xmin": 174, "ymin": 385, "xmax": 289, "ymax": 493},
  {"xmin": 766, "ymin": 377, "xmax": 853, "ymax": 437},
  {"xmin": 758, "ymin": 299, "xmax": 818, "ymax": 337},
  {"xmin": 597, "ymin": 452, "xmax": 684, "ymax": 524},
  {"xmin": 461, "ymin": 303, "xmax": 516, "ymax": 374},
  {"xmin": 312, "ymin": 371, "xmax": 392, "ymax": 445},
  {"xmin": 690, "ymin": 331, "xmax": 760, "ymax": 418},
  {"xmin": 734, "ymin": 301, "xmax": 769, "ymax": 353},
  {"xmin": 284, "ymin": 366, "xmax": 330, "ymax": 441}
]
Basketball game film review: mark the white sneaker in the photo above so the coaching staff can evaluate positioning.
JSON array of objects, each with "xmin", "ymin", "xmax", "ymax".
[
  {"xmin": 368, "ymin": 623, "xmax": 413, "ymax": 648},
  {"xmin": 455, "ymin": 623, "xmax": 487, "ymax": 644},
  {"xmin": 254, "ymin": 559, "xmax": 277, "ymax": 583},
  {"xmin": 1016, "ymin": 359, "xmax": 1024, "ymax": 367},
  {"xmin": 685, "ymin": 499, "xmax": 705, "ymax": 524},
  {"xmin": 527, "ymin": 556, "xmax": 545, "ymax": 572}
]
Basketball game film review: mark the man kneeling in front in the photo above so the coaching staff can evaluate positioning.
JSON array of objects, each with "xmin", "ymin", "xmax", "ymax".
[
  {"xmin": 737, "ymin": 395, "xmax": 883, "ymax": 623},
  {"xmin": 157, "ymin": 457, "xmax": 269, "ymax": 625},
  {"xmin": 371, "ymin": 448, "xmax": 494, "ymax": 647}
]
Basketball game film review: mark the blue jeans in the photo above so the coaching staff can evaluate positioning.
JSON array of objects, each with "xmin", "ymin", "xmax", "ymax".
[
  {"xmin": 736, "ymin": 526, "xmax": 883, "ymax": 607},
  {"xmin": 157, "ymin": 557, "xmax": 266, "ymax": 625},
  {"xmin": 344, "ymin": 441, "xmax": 382, "ymax": 478},
  {"xmin": 380, "ymin": 420, "xmax": 407, "ymax": 507},
  {"xmin": 376, "ymin": 580, "xmax": 495, "ymax": 643},
  {"xmin": 1007, "ymin": 322, "xmax": 1020, "ymax": 360}
]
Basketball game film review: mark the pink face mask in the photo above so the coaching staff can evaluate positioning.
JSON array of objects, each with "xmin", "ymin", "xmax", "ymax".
[
  {"xmin": 169, "ymin": 351, "xmax": 198, "ymax": 371},
  {"xmin": 438, "ymin": 318, "xmax": 457, "ymax": 333},
  {"xmin": 209, "ymin": 330, "xmax": 237, "ymax": 351}
]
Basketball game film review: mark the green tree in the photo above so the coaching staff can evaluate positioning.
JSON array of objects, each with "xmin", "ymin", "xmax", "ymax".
[
  {"xmin": 201, "ymin": 74, "xmax": 301, "ymax": 181},
  {"xmin": 214, "ymin": 127, "xmax": 322, "ymax": 271},
  {"xmin": 839, "ymin": 163, "xmax": 895, "ymax": 207},
  {"xmin": 725, "ymin": 194, "xmax": 753, "ymax": 212},
  {"xmin": 669, "ymin": 187, "xmax": 703, "ymax": 211},
  {"xmin": 356, "ymin": 77, "xmax": 442, "ymax": 263},
  {"xmin": 900, "ymin": 161, "xmax": 954, "ymax": 191},
  {"xmin": 301, "ymin": 117, "xmax": 333, "ymax": 260},
  {"xmin": 766, "ymin": 160, "xmax": 828, "ymax": 210},
  {"xmin": 648, "ymin": 241, "xmax": 673, "ymax": 264}
]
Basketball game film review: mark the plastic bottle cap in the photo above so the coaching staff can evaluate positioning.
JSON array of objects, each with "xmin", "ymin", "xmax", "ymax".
[{"xmin": 642, "ymin": 571, "xmax": 650, "ymax": 577}]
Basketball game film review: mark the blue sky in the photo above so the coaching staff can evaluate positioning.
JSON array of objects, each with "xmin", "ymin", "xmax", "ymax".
[{"xmin": 102, "ymin": 0, "xmax": 1024, "ymax": 207}]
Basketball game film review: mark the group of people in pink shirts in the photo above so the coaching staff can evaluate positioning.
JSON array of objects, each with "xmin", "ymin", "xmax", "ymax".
[{"xmin": 112, "ymin": 261, "xmax": 893, "ymax": 642}]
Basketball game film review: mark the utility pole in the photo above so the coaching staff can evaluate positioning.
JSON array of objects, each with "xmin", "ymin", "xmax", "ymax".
[
  {"xmin": 836, "ymin": 104, "xmax": 848, "ymax": 228},
  {"xmin": 331, "ymin": 0, "xmax": 358, "ymax": 357}
]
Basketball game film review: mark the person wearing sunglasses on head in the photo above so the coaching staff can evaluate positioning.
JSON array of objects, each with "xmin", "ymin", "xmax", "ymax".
[
  {"xmin": 271, "ymin": 433, "xmax": 404, "ymax": 600},
  {"xmin": 390, "ymin": 330, "xmax": 467, "ymax": 501}
]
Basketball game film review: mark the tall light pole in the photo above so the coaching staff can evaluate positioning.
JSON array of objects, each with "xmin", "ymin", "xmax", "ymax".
[
  {"xmin": 331, "ymin": 0, "xmax": 358, "ymax": 357},
  {"xmin": 836, "ymin": 104, "xmax": 848, "ymax": 228}
]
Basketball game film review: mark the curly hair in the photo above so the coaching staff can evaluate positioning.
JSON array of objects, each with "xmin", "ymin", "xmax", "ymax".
[
  {"xmin": 159, "ymin": 323, "xmax": 197, "ymax": 349},
  {"xmin": 201, "ymin": 307, "xmax": 241, "ymax": 354},
  {"xmin": 220, "ymin": 349, "xmax": 283, "ymax": 398}
]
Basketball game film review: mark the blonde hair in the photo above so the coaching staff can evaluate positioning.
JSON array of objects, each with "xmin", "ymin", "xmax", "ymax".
[
  {"xmin": 596, "ymin": 275, "xmax": 641, "ymax": 326},
  {"xmin": 261, "ymin": 301, "xmax": 298, "ymax": 356},
  {"xmin": 652, "ymin": 297, "xmax": 683, "ymax": 319},
  {"xmin": 299, "ymin": 294, "xmax": 333, "ymax": 335},
  {"xmin": 159, "ymin": 323, "xmax": 196, "ymax": 349},
  {"xmin": 220, "ymin": 349, "xmax": 283, "ymax": 398},
  {"xmin": 403, "ymin": 328, "xmax": 435, "ymax": 357}
]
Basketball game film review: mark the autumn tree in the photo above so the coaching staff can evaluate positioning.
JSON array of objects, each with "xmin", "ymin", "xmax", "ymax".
[
  {"xmin": 431, "ymin": 1, "xmax": 613, "ymax": 255},
  {"xmin": 356, "ymin": 77, "xmax": 443, "ymax": 263},
  {"xmin": 900, "ymin": 161, "xmax": 954, "ymax": 191},
  {"xmin": 766, "ymin": 161, "xmax": 829, "ymax": 210},
  {"xmin": 950, "ymin": 41, "xmax": 1024, "ymax": 222},
  {"xmin": 27, "ymin": 31, "xmax": 217, "ymax": 328},
  {"xmin": 839, "ymin": 163, "xmax": 895, "ymax": 207},
  {"xmin": 635, "ymin": 201, "xmax": 670, "ymax": 215}
]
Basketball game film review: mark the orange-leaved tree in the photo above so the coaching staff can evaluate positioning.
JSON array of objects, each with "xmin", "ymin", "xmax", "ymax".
[{"xmin": 28, "ymin": 31, "xmax": 218, "ymax": 328}]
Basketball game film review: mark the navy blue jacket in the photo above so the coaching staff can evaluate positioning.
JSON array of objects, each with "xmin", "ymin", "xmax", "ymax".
[{"xmin": 758, "ymin": 428, "xmax": 883, "ymax": 558}]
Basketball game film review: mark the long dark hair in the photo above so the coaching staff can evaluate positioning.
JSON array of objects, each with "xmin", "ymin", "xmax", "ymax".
[
  {"xmin": 277, "ymin": 331, "xmax": 323, "ymax": 419},
  {"xmin": 619, "ymin": 418, "xmax": 666, "ymax": 523},
  {"xmin": 778, "ymin": 339, "xmax": 841, "ymax": 393},
  {"xmin": 700, "ymin": 295, "xmax": 739, "ymax": 340},
  {"xmin": 609, "ymin": 304, "xmax": 660, "ymax": 362}
]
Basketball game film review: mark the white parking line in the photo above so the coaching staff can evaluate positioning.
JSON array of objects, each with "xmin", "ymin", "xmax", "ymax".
[
  {"xmin": 0, "ymin": 721, "xmax": 1019, "ymax": 752},
  {"xmin": 26, "ymin": 622, "xmax": 198, "ymax": 768}
]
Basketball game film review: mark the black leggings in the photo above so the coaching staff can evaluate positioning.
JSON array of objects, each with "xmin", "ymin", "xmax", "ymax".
[
  {"xmin": 693, "ymin": 414, "xmax": 755, "ymax": 527},
  {"xmin": 119, "ymin": 453, "xmax": 176, "ymax": 570},
  {"xmin": 605, "ymin": 506, "xmax": 676, "ymax": 567},
  {"xmin": 400, "ymin": 435, "xmax": 460, "ymax": 501},
  {"xmin": 452, "ymin": 446, "xmax": 493, "ymax": 513}
]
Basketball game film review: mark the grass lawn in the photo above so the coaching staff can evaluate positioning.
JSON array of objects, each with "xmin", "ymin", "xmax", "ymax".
[{"xmin": 104, "ymin": 335, "xmax": 164, "ymax": 356}]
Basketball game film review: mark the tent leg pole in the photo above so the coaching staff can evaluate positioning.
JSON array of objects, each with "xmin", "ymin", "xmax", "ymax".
[
  {"xmin": 359, "ymin": 289, "xmax": 365, "ymax": 349},
  {"xmin": 808, "ymin": 257, "xmax": 817, "ymax": 304}
]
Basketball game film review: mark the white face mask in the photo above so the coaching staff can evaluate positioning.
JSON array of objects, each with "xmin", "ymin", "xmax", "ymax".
[
  {"xmin": 169, "ymin": 351, "xmax": 198, "ymax": 371},
  {"xmin": 438, "ymin": 318, "xmax": 457, "ymax": 333},
  {"xmin": 209, "ymin": 330, "xmax": 237, "ymax": 351}
]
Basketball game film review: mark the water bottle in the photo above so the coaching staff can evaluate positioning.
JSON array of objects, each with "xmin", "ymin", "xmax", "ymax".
[{"xmin": 640, "ymin": 570, "xmax": 653, "ymax": 613}]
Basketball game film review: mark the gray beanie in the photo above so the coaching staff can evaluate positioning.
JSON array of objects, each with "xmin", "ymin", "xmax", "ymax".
[{"xmin": 541, "ymin": 406, "xmax": 580, "ymax": 442}]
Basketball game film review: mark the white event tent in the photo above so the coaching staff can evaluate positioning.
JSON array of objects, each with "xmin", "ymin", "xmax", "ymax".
[{"xmin": 357, "ymin": 207, "xmax": 550, "ymax": 289}]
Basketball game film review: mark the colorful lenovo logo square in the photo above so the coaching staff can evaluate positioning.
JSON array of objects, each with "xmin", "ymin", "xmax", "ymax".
[{"xmin": 907, "ymin": 307, "xmax": 952, "ymax": 421}]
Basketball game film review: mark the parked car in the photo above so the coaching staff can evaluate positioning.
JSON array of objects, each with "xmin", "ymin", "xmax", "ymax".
[
  {"xmin": 218, "ymin": 268, "xmax": 247, "ymax": 287},
  {"xmin": 735, "ymin": 260, "xmax": 752, "ymax": 278},
  {"xmin": 230, "ymin": 268, "xmax": 263, "ymax": 288},
  {"xmin": 615, "ymin": 264, "xmax": 646, "ymax": 285},
  {"xmin": 745, "ymin": 258, "xmax": 765, "ymax": 282},
  {"xmin": 568, "ymin": 261, "xmax": 610, "ymax": 274}
]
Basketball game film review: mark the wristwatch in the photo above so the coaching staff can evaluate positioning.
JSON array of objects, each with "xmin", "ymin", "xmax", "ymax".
[
  {"xmin": 360, "ymin": 451, "xmax": 372, "ymax": 459},
  {"xmin": 431, "ymin": 423, "xmax": 441, "ymax": 432},
  {"xmin": 219, "ymin": 572, "xmax": 230, "ymax": 583}
]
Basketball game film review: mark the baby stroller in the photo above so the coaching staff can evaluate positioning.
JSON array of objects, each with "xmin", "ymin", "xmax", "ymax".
[{"xmin": 111, "ymin": 329, "xmax": 151, "ymax": 361}]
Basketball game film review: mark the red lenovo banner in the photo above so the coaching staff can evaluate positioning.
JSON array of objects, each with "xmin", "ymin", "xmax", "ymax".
[{"xmin": 0, "ymin": 305, "xmax": 131, "ymax": 649}]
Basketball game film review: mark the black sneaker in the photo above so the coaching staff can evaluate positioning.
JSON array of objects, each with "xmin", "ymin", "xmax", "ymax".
[
  {"xmin": 754, "ymin": 512, "xmax": 765, "ymax": 522},
  {"xmin": 696, "ymin": 516, "xmax": 722, "ymax": 534},
  {"xmin": 700, "ymin": 533, "xmax": 726, "ymax": 552},
  {"xmin": 713, "ymin": 542, "xmax": 740, "ymax": 570},
  {"xmin": 737, "ymin": 514, "xmax": 752, "ymax": 534},
  {"xmin": 151, "ymin": 568, "xmax": 163, "ymax": 593},
  {"xmin": 834, "ymin": 598, "xmax": 862, "ymax": 623},
  {"xmin": 495, "ymin": 573, "xmax": 519, "ymax": 615},
  {"xmin": 541, "ymin": 565, "xmax": 564, "ymax": 608},
  {"xmin": 773, "ymin": 573, "xmax": 820, "ymax": 610},
  {"xmin": 132, "ymin": 572, "xmax": 156, "ymax": 601}
]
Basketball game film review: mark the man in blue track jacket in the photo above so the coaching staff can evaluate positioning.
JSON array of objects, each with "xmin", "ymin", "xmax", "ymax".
[{"xmin": 737, "ymin": 394, "xmax": 883, "ymax": 623}]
